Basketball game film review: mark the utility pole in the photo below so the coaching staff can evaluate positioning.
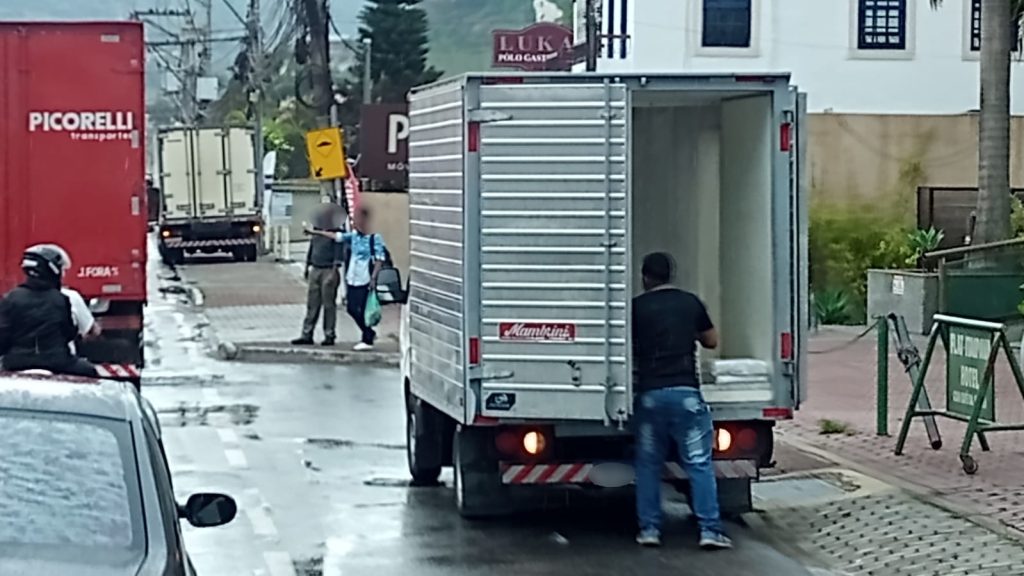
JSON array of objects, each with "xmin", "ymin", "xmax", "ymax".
[
  {"xmin": 302, "ymin": 0, "xmax": 334, "ymax": 124},
  {"xmin": 248, "ymin": 0, "xmax": 266, "ymax": 210},
  {"xmin": 362, "ymin": 38, "xmax": 372, "ymax": 104},
  {"xmin": 198, "ymin": 0, "xmax": 213, "ymax": 76},
  {"xmin": 584, "ymin": 0, "xmax": 599, "ymax": 72}
]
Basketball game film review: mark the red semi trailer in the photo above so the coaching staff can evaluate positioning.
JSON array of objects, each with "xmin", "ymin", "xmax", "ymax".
[{"xmin": 0, "ymin": 21, "xmax": 147, "ymax": 383}]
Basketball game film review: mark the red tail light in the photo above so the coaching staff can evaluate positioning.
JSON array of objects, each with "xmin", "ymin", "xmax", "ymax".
[
  {"xmin": 780, "ymin": 332, "xmax": 793, "ymax": 360},
  {"xmin": 762, "ymin": 407, "xmax": 793, "ymax": 420},
  {"xmin": 467, "ymin": 122, "xmax": 480, "ymax": 152},
  {"xmin": 780, "ymin": 122, "xmax": 792, "ymax": 152},
  {"xmin": 468, "ymin": 336, "xmax": 480, "ymax": 365}
]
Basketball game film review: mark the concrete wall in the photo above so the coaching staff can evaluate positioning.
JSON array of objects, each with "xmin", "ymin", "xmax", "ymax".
[
  {"xmin": 590, "ymin": 0, "xmax": 1024, "ymax": 115},
  {"xmin": 808, "ymin": 113, "xmax": 1024, "ymax": 202},
  {"xmin": 288, "ymin": 191, "xmax": 411, "ymax": 279}
]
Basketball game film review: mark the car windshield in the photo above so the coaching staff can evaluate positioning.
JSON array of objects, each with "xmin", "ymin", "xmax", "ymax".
[{"xmin": 0, "ymin": 409, "xmax": 145, "ymax": 564}]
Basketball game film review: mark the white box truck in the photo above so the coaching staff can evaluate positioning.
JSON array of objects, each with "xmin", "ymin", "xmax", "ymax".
[
  {"xmin": 398, "ymin": 72, "xmax": 808, "ymax": 517},
  {"xmin": 157, "ymin": 126, "xmax": 262, "ymax": 263}
]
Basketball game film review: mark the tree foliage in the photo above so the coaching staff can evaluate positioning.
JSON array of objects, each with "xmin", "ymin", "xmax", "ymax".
[{"xmin": 338, "ymin": 0, "xmax": 443, "ymax": 156}]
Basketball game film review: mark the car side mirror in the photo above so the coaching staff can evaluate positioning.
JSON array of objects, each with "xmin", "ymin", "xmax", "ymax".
[
  {"xmin": 179, "ymin": 493, "xmax": 237, "ymax": 528},
  {"xmin": 375, "ymin": 266, "xmax": 407, "ymax": 305}
]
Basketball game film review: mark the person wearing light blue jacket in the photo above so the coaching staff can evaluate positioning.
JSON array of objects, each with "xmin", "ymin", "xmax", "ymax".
[{"xmin": 305, "ymin": 206, "xmax": 386, "ymax": 351}]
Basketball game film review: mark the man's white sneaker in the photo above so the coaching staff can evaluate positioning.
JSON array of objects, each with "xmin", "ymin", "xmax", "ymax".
[{"xmin": 353, "ymin": 342, "xmax": 374, "ymax": 351}]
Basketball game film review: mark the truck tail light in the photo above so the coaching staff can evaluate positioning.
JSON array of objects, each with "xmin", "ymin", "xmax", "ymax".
[
  {"xmin": 762, "ymin": 407, "xmax": 793, "ymax": 420},
  {"xmin": 523, "ymin": 430, "xmax": 547, "ymax": 455},
  {"xmin": 712, "ymin": 424, "xmax": 766, "ymax": 459},
  {"xmin": 714, "ymin": 428, "xmax": 733, "ymax": 452},
  {"xmin": 467, "ymin": 122, "xmax": 480, "ymax": 152},
  {"xmin": 780, "ymin": 332, "xmax": 793, "ymax": 360},
  {"xmin": 780, "ymin": 122, "xmax": 792, "ymax": 152},
  {"xmin": 468, "ymin": 337, "xmax": 480, "ymax": 365},
  {"xmin": 495, "ymin": 427, "xmax": 551, "ymax": 459}
]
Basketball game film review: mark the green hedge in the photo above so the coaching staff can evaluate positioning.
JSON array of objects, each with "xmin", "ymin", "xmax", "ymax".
[{"xmin": 810, "ymin": 201, "xmax": 913, "ymax": 323}]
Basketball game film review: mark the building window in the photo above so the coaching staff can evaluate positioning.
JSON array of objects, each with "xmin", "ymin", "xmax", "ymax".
[
  {"xmin": 969, "ymin": 0, "xmax": 1020, "ymax": 52},
  {"xmin": 857, "ymin": 0, "xmax": 907, "ymax": 50},
  {"xmin": 702, "ymin": 0, "xmax": 752, "ymax": 48}
]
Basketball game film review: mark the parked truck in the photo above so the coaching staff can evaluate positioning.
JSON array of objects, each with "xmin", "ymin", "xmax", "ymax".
[
  {"xmin": 0, "ymin": 21, "xmax": 147, "ymax": 383},
  {"xmin": 157, "ymin": 126, "xmax": 261, "ymax": 264},
  {"xmin": 399, "ymin": 72, "xmax": 808, "ymax": 517}
]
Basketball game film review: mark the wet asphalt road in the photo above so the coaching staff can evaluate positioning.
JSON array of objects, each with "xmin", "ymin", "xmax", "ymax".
[{"xmin": 143, "ymin": 268, "xmax": 815, "ymax": 576}]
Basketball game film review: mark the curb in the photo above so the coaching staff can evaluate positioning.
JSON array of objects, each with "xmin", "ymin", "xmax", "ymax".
[
  {"xmin": 776, "ymin": 430, "xmax": 1024, "ymax": 546},
  {"xmin": 187, "ymin": 285, "xmax": 205, "ymax": 307},
  {"xmin": 225, "ymin": 343, "xmax": 400, "ymax": 367}
]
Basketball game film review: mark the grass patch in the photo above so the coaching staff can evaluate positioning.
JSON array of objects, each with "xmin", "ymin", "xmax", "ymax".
[{"xmin": 818, "ymin": 419, "xmax": 853, "ymax": 436}]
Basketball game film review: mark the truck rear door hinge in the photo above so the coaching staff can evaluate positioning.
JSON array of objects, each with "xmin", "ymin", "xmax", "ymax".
[
  {"xmin": 781, "ymin": 360, "xmax": 795, "ymax": 377},
  {"xmin": 467, "ymin": 109, "xmax": 512, "ymax": 123}
]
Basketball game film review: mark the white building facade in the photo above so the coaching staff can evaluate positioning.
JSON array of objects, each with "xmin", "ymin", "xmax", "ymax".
[{"xmin": 581, "ymin": 0, "xmax": 1024, "ymax": 114}]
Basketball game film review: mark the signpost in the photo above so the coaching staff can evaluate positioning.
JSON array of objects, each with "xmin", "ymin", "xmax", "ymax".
[
  {"xmin": 895, "ymin": 314, "xmax": 1024, "ymax": 475},
  {"xmin": 305, "ymin": 127, "xmax": 347, "ymax": 180}
]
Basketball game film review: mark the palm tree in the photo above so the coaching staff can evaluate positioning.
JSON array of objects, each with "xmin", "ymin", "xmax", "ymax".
[{"xmin": 931, "ymin": 0, "xmax": 1023, "ymax": 245}]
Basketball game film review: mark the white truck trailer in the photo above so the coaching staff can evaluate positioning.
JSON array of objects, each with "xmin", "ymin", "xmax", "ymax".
[
  {"xmin": 156, "ymin": 126, "xmax": 262, "ymax": 264},
  {"xmin": 399, "ymin": 72, "xmax": 808, "ymax": 517}
]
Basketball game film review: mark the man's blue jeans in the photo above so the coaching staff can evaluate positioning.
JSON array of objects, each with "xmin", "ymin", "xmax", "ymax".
[{"xmin": 634, "ymin": 386, "xmax": 723, "ymax": 536}]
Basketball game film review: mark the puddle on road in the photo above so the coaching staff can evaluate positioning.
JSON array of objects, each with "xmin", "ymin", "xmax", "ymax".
[
  {"xmin": 303, "ymin": 437, "xmax": 405, "ymax": 451},
  {"xmin": 753, "ymin": 474, "xmax": 854, "ymax": 510},
  {"xmin": 157, "ymin": 402, "xmax": 260, "ymax": 427},
  {"xmin": 363, "ymin": 477, "xmax": 442, "ymax": 488}
]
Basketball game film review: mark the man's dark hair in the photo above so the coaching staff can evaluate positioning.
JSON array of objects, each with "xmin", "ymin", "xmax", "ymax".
[{"xmin": 641, "ymin": 252, "xmax": 674, "ymax": 286}]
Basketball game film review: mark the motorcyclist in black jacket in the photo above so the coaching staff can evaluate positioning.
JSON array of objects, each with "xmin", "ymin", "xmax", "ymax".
[{"xmin": 0, "ymin": 244, "xmax": 99, "ymax": 378}]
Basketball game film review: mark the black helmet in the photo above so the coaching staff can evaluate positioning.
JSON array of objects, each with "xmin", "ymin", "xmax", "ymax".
[{"xmin": 21, "ymin": 244, "xmax": 70, "ymax": 283}]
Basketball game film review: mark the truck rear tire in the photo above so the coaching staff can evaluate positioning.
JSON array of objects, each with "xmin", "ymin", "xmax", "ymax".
[
  {"xmin": 453, "ymin": 426, "xmax": 509, "ymax": 519},
  {"xmin": 406, "ymin": 396, "xmax": 443, "ymax": 486}
]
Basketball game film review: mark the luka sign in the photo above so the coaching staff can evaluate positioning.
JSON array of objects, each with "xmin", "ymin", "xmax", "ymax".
[{"xmin": 492, "ymin": 22, "xmax": 573, "ymax": 71}]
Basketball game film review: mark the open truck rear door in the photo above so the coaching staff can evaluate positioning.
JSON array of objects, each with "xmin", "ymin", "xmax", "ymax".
[
  {"xmin": 470, "ymin": 78, "xmax": 631, "ymax": 426},
  {"xmin": 787, "ymin": 88, "xmax": 809, "ymax": 408}
]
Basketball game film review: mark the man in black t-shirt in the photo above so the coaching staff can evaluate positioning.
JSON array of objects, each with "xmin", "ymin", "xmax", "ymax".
[{"xmin": 631, "ymin": 252, "xmax": 731, "ymax": 550}]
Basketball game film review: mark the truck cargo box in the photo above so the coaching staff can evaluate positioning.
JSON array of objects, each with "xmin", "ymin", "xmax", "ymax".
[
  {"xmin": 159, "ymin": 126, "xmax": 259, "ymax": 222},
  {"xmin": 403, "ymin": 73, "xmax": 807, "ymax": 426},
  {"xmin": 0, "ymin": 21, "xmax": 147, "ymax": 301}
]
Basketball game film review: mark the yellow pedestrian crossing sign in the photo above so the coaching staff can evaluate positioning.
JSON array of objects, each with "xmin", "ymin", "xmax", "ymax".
[{"xmin": 305, "ymin": 127, "xmax": 348, "ymax": 180}]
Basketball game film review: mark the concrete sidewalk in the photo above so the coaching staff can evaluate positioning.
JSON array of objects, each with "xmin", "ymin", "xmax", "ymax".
[
  {"xmin": 177, "ymin": 255, "xmax": 399, "ymax": 366},
  {"xmin": 781, "ymin": 325, "xmax": 1024, "ymax": 539}
]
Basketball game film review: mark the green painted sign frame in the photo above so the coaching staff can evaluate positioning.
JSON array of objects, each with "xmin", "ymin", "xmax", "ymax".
[{"xmin": 895, "ymin": 314, "xmax": 1024, "ymax": 475}]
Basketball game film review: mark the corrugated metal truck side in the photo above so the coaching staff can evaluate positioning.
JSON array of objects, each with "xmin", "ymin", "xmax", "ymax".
[{"xmin": 401, "ymin": 72, "xmax": 808, "ymax": 517}]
